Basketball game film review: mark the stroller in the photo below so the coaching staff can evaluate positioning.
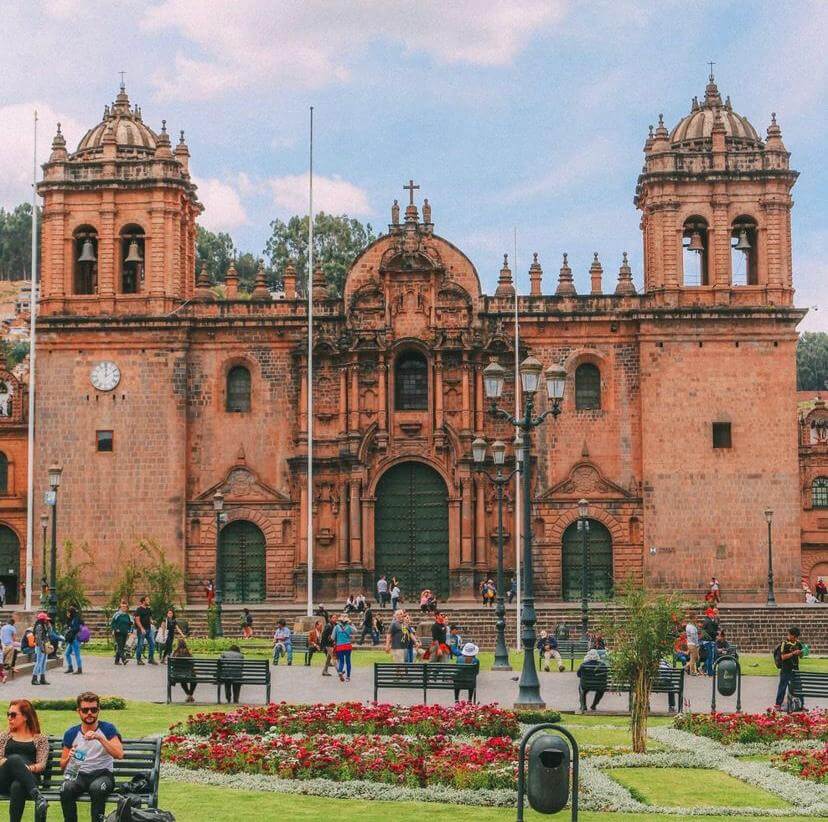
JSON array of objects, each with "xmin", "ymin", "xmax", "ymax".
[{"xmin": 122, "ymin": 631, "xmax": 137, "ymax": 663}]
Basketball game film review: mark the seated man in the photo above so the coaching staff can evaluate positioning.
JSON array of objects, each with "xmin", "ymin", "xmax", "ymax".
[
  {"xmin": 60, "ymin": 691, "xmax": 124, "ymax": 822},
  {"xmin": 453, "ymin": 643, "xmax": 480, "ymax": 702},
  {"xmin": 307, "ymin": 619, "xmax": 323, "ymax": 665},
  {"xmin": 272, "ymin": 619, "xmax": 293, "ymax": 665},
  {"xmin": 536, "ymin": 630, "xmax": 565, "ymax": 672},
  {"xmin": 577, "ymin": 649, "xmax": 608, "ymax": 712}
]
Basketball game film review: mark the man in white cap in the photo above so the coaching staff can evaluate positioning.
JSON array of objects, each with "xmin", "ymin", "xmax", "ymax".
[{"xmin": 454, "ymin": 642, "xmax": 479, "ymax": 702}]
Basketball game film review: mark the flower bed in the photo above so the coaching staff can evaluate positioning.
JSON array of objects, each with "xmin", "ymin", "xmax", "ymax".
[
  {"xmin": 674, "ymin": 709, "xmax": 828, "ymax": 743},
  {"xmin": 163, "ymin": 731, "xmax": 517, "ymax": 789},
  {"xmin": 173, "ymin": 701, "xmax": 519, "ymax": 739},
  {"xmin": 773, "ymin": 746, "xmax": 828, "ymax": 783}
]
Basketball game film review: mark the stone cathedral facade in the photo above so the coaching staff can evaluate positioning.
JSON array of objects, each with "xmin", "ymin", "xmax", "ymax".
[{"xmin": 29, "ymin": 75, "xmax": 812, "ymax": 604}]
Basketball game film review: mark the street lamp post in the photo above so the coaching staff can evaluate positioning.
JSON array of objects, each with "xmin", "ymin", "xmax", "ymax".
[
  {"xmin": 483, "ymin": 357, "xmax": 566, "ymax": 708},
  {"xmin": 213, "ymin": 492, "xmax": 225, "ymax": 637},
  {"xmin": 764, "ymin": 508, "xmax": 776, "ymax": 606},
  {"xmin": 46, "ymin": 464, "xmax": 62, "ymax": 625},
  {"xmin": 39, "ymin": 513, "xmax": 48, "ymax": 603},
  {"xmin": 472, "ymin": 436, "xmax": 515, "ymax": 671},
  {"xmin": 578, "ymin": 498, "xmax": 590, "ymax": 639}
]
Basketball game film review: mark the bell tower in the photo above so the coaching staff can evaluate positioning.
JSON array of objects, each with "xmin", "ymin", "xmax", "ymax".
[
  {"xmin": 37, "ymin": 83, "xmax": 201, "ymax": 316},
  {"xmin": 635, "ymin": 72, "xmax": 797, "ymax": 307}
]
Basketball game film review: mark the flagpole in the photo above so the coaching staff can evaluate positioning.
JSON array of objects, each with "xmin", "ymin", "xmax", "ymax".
[
  {"xmin": 24, "ymin": 110, "xmax": 38, "ymax": 611},
  {"xmin": 306, "ymin": 106, "xmax": 314, "ymax": 617},
  {"xmin": 513, "ymin": 226, "xmax": 521, "ymax": 649}
]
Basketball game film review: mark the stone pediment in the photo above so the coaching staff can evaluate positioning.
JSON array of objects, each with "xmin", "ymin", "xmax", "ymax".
[
  {"xmin": 198, "ymin": 465, "xmax": 291, "ymax": 504},
  {"xmin": 541, "ymin": 461, "xmax": 636, "ymax": 501}
]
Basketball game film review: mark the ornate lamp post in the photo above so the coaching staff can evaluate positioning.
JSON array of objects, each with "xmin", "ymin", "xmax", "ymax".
[
  {"xmin": 483, "ymin": 357, "xmax": 566, "ymax": 708},
  {"xmin": 46, "ymin": 464, "xmax": 62, "ymax": 625},
  {"xmin": 578, "ymin": 498, "xmax": 590, "ymax": 639},
  {"xmin": 472, "ymin": 436, "xmax": 516, "ymax": 671},
  {"xmin": 39, "ymin": 513, "xmax": 48, "ymax": 603},
  {"xmin": 213, "ymin": 491, "xmax": 226, "ymax": 637},
  {"xmin": 764, "ymin": 508, "xmax": 776, "ymax": 606}
]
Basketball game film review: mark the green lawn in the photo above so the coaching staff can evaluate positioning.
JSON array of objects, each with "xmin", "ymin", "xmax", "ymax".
[{"xmin": 607, "ymin": 767, "xmax": 791, "ymax": 809}]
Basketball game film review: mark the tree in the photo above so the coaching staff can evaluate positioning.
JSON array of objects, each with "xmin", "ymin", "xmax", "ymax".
[
  {"xmin": 195, "ymin": 225, "xmax": 235, "ymax": 284},
  {"xmin": 600, "ymin": 582, "xmax": 686, "ymax": 752},
  {"xmin": 56, "ymin": 540, "xmax": 93, "ymax": 625},
  {"xmin": 265, "ymin": 212, "xmax": 377, "ymax": 296},
  {"xmin": 0, "ymin": 203, "xmax": 40, "ymax": 280},
  {"xmin": 107, "ymin": 539, "xmax": 184, "ymax": 621},
  {"xmin": 797, "ymin": 332, "xmax": 828, "ymax": 391}
]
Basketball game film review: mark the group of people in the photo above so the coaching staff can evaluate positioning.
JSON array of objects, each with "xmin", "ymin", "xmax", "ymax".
[
  {"xmin": 673, "ymin": 606, "xmax": 737, "ymax": 676},
  {"xmin": 803, "ymin": 576, "xmax": 827, "ymax": 604},
  {"xmin": 109, "ymin": 597, "xmax": 185, "ymax": 666},
  {"xmin": 479, "ymin": 577, "xmax": 518, "ymax": 607},
  {"xmin": 375, "ymin": 576, "xmax": 402, "ymax": 610},
  {"xmin": 0, "ymin": 691, "xmax": 122, "ymax": 822},
  {"xmin": 304, "ymin": 612, "xmax": 358, "ymax": 681}
]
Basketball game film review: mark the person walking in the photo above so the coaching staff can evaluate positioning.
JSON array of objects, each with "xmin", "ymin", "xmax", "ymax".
[
  {"xmin": 376, "ymin": 575, "xmax": 388, "ymax": 608},
  {"xmin": 158, "ymin": 608, "xmax": 183, "ymax": 663},
  {"xmin": 385, "ymin": 609, "xmax": 406, "ymax": 663},
  {"xmin": 333, "ymin": 615, "xmax": 354, "ymax": 682},
  {"xmin": 507, "ymin": 576, "xmax": 517, "ymax": 604},
  {"xmin": 31, "ymin": 613, "xmax": 49, "ymax": 687},
  {"xmin": 241, "ymin": 608, "xmax": 254, "ymax": 639},
  {"xmin": 59, "ymin": 691, "xmax": 123, "ymax": 822},
  {"xmin": 0, "ymin": 699, "xmax": 50, "ymax": 821},
  {"xmin": 390, "ymin": 582, "xmax": 401, "ymax": 612},
  {"xmin": 774, "ymin": 626, "xmax": 805, "ymax": 711},
  {"xmin": 133, "ymin": 596, "xmax": 156, "ymax": 666},
  {"xmin": 204, "ymin": 579, "xmax": 215, "ymax": 607},
  {"xmin": 110, "ymin": 601, "xmax": 132, "ymax": 666},
  {"xmin": 171, "ymin": 638, "xmax": 197, "ymax": 703},
  {"xmin": 1, "ymin": 616, "xmax": 19, "ymax": 676},
  {"xmin": 219, "ymin": 644, "xmax": 245, "ymax": 703},
  {"xmin": 320, "ymin": 615, "xmax": 336, "ymax": 676},
  {"xmin": 685, "ymin": 618, "xmax": 700, "ymax": 675},
  {"xmin": 63, "ymin": 606, "xmax": 83, "ymax": 675},
  {"xmin": 359, "ymin": 603, "xmax": 377, "ymax": 645},
  {"xmin": 815, "ymin": 577, "xmax": 827, "ymax": 603}
]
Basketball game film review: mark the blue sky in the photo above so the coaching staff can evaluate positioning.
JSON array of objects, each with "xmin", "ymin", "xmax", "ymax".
[{"xmin": 1, "ymin": 1, "xmax": 825, "ymax": 329}]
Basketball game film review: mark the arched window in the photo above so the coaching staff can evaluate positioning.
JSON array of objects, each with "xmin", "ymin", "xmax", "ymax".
[
  {"xmin": 226, "ymin": 366, "xmax": 251, "ymax": 412},
  {"xmin": 813, "ymin": 477, "xmax": 828, "ymax": 509},
  {"xmin": 73, "ymin": 226, "xmax": 98, "ymax": 295},
  {"xmin": 120, "ymin": 224, "xmax": 145, "ymax": 294},
  {"xmin": 575, "ymin": 363, "xmax": 601, "ymax": 410},
  {"xmin": 682, "ymin": 217, "xmax": 709, "ymax": 286},
  {"xmin": 0, "ymin": 453, "xmax": 7, "ymax": 494},
  {"xmin": 731, "ymin": 216, "xmax": 758, "ymax": 286},
  {"xmin": 395, "ymin": 351, "xmax": 428, "ymax": 410}
]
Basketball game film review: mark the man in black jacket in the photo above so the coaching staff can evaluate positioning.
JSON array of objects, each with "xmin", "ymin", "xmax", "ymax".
[{"xmin": 320, "ymin": 615, "xmax": 335, "ymax": 677}]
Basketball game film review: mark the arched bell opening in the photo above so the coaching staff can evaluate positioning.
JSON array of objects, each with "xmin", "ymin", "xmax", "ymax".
[
  {"xmin": 682, "ymin": 216, "xmax": 709, "ymax": 286},
  {"xmin": 731, "ymin": 216, "xmax": 758, "ymax": 286},
  {"xmin": 73, "ymin": 226, "xmax": 98, "ymax": 295},
  {"xmin": 120, "ymin": 224, "xmax": 146, "ymax": 294}
]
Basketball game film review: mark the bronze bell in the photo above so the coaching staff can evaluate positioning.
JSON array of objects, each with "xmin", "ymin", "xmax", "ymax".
[
  {"xmin": 124, "ymin": 238, "xmax": 143, "ymax": 263},
  {"xmin": 733, "ymin": 229, "xmax": 751, "ymax": 252},
  {"xmin": 77, "ymin": 238, "xmax": 97, "ymax": 263},
  {"xmin": 687, "ymin": 231, "xmax": 704, "ymax": 253}
]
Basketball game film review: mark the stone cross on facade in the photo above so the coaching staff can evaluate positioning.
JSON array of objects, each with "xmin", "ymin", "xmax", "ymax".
[
  {"xmin": 403, "ymin": 179, "xmax": 419, "ymax": 205},
  {"xmin": 708, "ymin": 61, "xmax": 715, "ymax": 79}
]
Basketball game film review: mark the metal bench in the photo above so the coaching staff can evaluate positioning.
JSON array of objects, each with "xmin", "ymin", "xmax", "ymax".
[
  {"xmin": 0, "ymin": 737, "xmax": 161, "ymax": 811},
  {"xmin": 167, "ymin": 656, "xmax": 271, "ymax": 703},
  {"xmin": 373, "ymin": 662, "xmax": 478, "ymax": 703},
  {"xmin": 790, "ymin": 671, "xmax": 828, "ymax": 708},
  {"xmin": 579, "ymin": 666, "xmax": 684, "ymax": 713},
  {"xmin": 539, "ymin": 638, "xmax": 590, "ymax": 671}
]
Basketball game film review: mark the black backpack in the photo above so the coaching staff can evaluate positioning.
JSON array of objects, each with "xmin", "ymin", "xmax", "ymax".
[
  {"xmin": 772, "ymin": 644, "xmax": 783, "ymax": 669},
  {"xmin": 105, "ymin": 797, "xmax": 175, "ymax": 822}
]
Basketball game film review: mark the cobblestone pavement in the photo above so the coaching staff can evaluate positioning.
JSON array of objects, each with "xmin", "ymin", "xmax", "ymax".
[{"xmin": 1, "ymin": 654, "xmax": 785, "ymax": 714}]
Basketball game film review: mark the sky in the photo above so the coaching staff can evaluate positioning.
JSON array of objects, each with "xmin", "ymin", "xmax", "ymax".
[{"xmin": 0, "ymin": 0, "xmax": 825, "ymax": 330}]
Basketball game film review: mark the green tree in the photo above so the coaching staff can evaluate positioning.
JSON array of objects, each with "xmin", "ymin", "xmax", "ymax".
[
  {"xmin": 195, "ymin": 225, "xmax": 235, "ymax": 284},
  {"xmin": 235, "ymin": 251, "xmax": 259, "ymax": 292},
  {"xmin": 56, "ymin": 540, "xmax": 93, "ymax": 625},
  {"xmin": 599, "ymin": 582, "xmax": 686, "ymax": 752},
  {"xmin": 139, "ymin": 538, "xmax": 184, "ymax": 621},
  {"xmin": 0, "ymin": 203, "xmax": 40, "ymax": 281},
  {"xmin": 265, "ymin": 212, "xmax": 377, "ymax": 296},
  {"xmin": 797, "ymin": 331, "xmax": 828, "ymax": 391}
]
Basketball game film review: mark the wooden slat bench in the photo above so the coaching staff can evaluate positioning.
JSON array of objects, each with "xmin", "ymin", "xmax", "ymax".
[
  {"xmin": 579, "ymin": 666, "xmax": 684, "ymax": 713},
  {"xmin": 790, "ymin": 671, "xmax": 828, "ymax": 708},
  {"xmin": 373, "ymin": 662, "xmax": 478, "ymax": 703},
  {"xmin": 167, "ymin": 657, "xmax": 271, "ymax": 703},
  {"xmin": 539, "ymin": 638, "xmax": 591, "ymax": 671}
]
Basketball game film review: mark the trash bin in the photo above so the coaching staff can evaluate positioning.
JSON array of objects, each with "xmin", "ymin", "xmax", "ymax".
[
  {"xmin": 526, "ymin": 733, "xmax": 570, "ymax": 814},
  {"xmin": 716, "ymin": 656, "xmax": 738, "ymax": 697}
]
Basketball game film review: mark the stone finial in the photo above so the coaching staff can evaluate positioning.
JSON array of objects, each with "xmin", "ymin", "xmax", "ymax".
[
  {"xmin": 404, "ymin": 201, "xmax": 419, "ymax": 223},
  {"xmin": 154, "ymin": 119, "xmax": 173, "ymax": 159},
  {"xmin": 49, "ymin": 122, "xmax": 67, "ymax": 162},
  {"xmin": 555, "ymin": 252, "xmax": 576, "ymax": 296},
  {"xmin": 644, "ymin": 124, "xmax": 654, "ymax": 152},
  {"xmin": 765, "ymin": 112, "xmax": 786, "ymax": 151},
  {"xmin": 283, "ymin": 259, "xmax": 297, "ymax": 299},
  {"xmin": 650, "ymin": 113, "xmax": 669, "ymax": 152},
  {"xmin": 654, "ymin": 113, "xmax": 668, "ymax": 138},
  {"xmin": 615, "ymin": 251, "xmax": 636, "ymax": 296},
  {"xmin": 224, "ymin": 258, "xmax": 239, "ymax": 299},
  {"xmin": 174, "ymin": 129, "xmax": 190, "ymax": 173},
  {"xmin": 312, "ymin": 263, "xmax": 327, "ymax": 301},
  {"xmin": 195, "ymin": 262, "xmax": 215, "ymax": 302},
  {"xmin": 422, "ymin": 198, "xmax": 432, "ymax": 224},
  {"xmin": 589, "ymin": 252, "xmax": 603, "ymax": 295},
  {"xmin": 101, "ymin": 122, "xmax": 117, "ymax": 160},
  {"xmin": 495, "ymin": 253, "xmax": 515, "ymax": 298},
  {"xmin": 391, "ymin": 199, "xmax": 400, "ymax": 226},
  {"xmin": 250, "ymin": 259, "xmax": 271, "ymax": 301},
  {"xmin": 529, "ymin": 252, "xmax": 543, "ymax": 296},
  {"xmin": 704, "ymin": 70, "xmax": 722, "ymax": 108},
  {"xmin": 691, "ymin": 95, "xmax": 700, "ymax": 112}
]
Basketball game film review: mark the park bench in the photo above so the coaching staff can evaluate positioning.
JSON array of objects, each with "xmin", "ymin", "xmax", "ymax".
[
  {"xmin": 539, "ymin": 638, "xmax": 590, "ymax": 671},
  {"xmin": 579, "ymin": 666, "xmax": 684, "ymax": 713},
  {"xmin": 166, "ymin": 656, "xmax": 271, "ymax": 704},
  {"xmin": 0, "ymin": 738, "xmax": 161, "ymax": 811},
  {"xmin": 373, "ymin": 662, "xmax": 478, "ymax": 703},
  {"xmin": 790, "ymin": 671, "xmax": 828, "ymax": 709},
  {"xmin": 272, "ymin": 634, "xmax": 312, "ymax": 666}
]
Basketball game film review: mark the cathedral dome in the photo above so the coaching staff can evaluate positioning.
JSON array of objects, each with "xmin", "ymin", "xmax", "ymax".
[
  {"xmin": 669, "ymin": 74, "xmax": 762, "ymax": 149},
  {"xmin": 73, "ymin": 84, "xmax": 158, "ymax": 159}
]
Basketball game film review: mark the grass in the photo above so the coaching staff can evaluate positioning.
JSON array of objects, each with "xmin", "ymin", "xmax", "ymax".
[{"xmin": 606, "ymin": 767, "xmax": 791, "ymax": 809}]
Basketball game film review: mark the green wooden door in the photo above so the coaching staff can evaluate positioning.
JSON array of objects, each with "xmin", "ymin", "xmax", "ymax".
[
  {"xmin": 375, "ymin": 462, "xmax": 449, "ymax": 599},
  {"xmin": 219, "ymin": 520, "xmax": 266, "ymax": 603},
  {"xmin": 0, "ymin": 525, "xmax": 19, "ymax": 604},
  {"xmin": 562, "ymin": 519, "xmax": 613, "ymax": 601}
]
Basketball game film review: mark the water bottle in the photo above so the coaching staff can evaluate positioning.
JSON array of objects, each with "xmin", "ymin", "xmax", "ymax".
[{"xmin": 64, "ymin": 746, "xmax": 85, "ymax": 781}]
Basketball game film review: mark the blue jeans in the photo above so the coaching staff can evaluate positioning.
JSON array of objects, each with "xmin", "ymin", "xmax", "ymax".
[
  {"xmin": 34, "ymin": 647, "xmax": 47, "ymax": 676},
  {"xmin": 337, "ymin": 649, "xmax": 352, "ymax": 678},
  {"xmin": 273, "ymin": 642, "xmax": 293, "ymax": 664},
  {"xmin": 136, "ymin": 629, "xmax": 155, "ymax": 662},
  {"xmin": 64, "ymin": 638, "xmax": 82, "ymax": 669},
  {"xmin": 775, "ymin": 669, "xmax": 800, "ymax": 708},
  {"xmin": 702, "ymin": 642, "xmax": 716, "ymax": 674},
  {"xmin": 404, "ymin": 645, "xmax": 414, "ymax": 663}
]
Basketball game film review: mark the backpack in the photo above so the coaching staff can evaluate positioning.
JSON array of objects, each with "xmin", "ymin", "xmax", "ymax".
[
  {"xmin": 23, "ymin": 629, "xmax": 35, "ymax": 649},
  {"xmin": 772, "ymin": 644, "xmax": 783, "ymax": 669},
  {"xmin": 105, "ymin": 796, "xmax": 175, "ymax": 822},
  {"xmin": 78, "ymin": 624, "xmax": 91, "ymax": 643}
]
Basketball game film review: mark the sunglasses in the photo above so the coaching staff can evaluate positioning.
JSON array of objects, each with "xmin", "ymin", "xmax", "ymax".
[
  {"xmin": 79, "ymin": 706, "xmax": 99, "ymax": 715},
  {"xmin": 6, "ymin": 712, "xmax": 18, "ymax": 719}
]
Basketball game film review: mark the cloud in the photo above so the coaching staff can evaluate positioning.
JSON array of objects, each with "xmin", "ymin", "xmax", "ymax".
[
  {"xmin": 0, "ymin": 102, "xmax": 84, "ymax": 208},
  {"xmin": 193, "ymin": 177, "xmax": 248, "ymax": 231},
  {"xmin": 268, "ymin": 173, "xmax": 372, "ymax": 217},
  {"xmin": 141, "ymin": 0, "xmax": 565, "ymax": 101}
]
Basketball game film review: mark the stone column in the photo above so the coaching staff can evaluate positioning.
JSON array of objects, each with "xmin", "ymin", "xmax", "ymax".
[
  {"xmin": 475, "ymin": 475, "xmax": 487, "ymax": 567},
  {"xmin": 337, "ymin": 480, "xmax": 349, "ymax": 567},
  {"xmin": 474, "ymin": 360, "xmax": 484, "ymax": 433},
  {"xmin": 434, "ymin": 352, "xmax": 444, "ymax": 430},
  {"xmin": 349, "ymin": 361, "xmax": 360, "ymax": 432},
  {"xmin": 377, "ymin": 353, "xmax": 387, "ymax": 433},
  {"xmin": 149, "ymin": 203, "xmax": 165, "ymax": 296},
  {"xmin": 339, "ymin": 364, "xmax": 348, "ymax": 435},
  {"xmin": 99, "ymin": 197, "xmax": 116, "ymax": 297},
  {"xmin": 349, "ymin": 476, "xmax": 362, "ymax": 566},
  {"xmin": 298, "ymin": 359, "xmax": 308, "ymax": 437},
  {"xmin": 461, "ymin": 355, "xmax": 471, "ymax": 433}
]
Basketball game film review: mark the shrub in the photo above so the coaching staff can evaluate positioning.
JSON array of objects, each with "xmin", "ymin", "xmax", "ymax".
[
  {"xmin": 513, "ymin": 708, "xmax": 563, "ymax": 725},
  {"xmin": 56, "ymin": 540, "xmax": 92, "ymax": 624},
  {"xmin": 29, "ymin": 696, "xmax": 126, "ymax": 711}
]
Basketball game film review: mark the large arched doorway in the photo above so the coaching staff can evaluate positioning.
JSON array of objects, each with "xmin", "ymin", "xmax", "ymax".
[
  {"xmin": 219, "ymin": 520, "xmax": 266, "ymax": 603},
  {"xmin": 561, "ymin": 519, "xmax": 613, "ymax": 601},
  {"xmin": 0, "ymin": 525, "xmax": 20, "ymax": 604},
  {"xmin": 375, "ymin": 462, "xmax": 449, "ymax": 599}
]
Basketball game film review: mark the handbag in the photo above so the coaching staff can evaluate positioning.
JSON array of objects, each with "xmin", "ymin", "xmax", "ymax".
[
  {"xmin": 105, "ymin": 796, "xmax": 175, "ymax": 822},
  {"xmin": 78, "ymin": 624, "xmax": 91, "ymax": 643}
]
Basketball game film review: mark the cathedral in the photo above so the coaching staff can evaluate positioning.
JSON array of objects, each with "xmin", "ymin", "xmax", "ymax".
[{"xmin": 21, "ymin": 73, "xmax": 816, "ymax": 605}]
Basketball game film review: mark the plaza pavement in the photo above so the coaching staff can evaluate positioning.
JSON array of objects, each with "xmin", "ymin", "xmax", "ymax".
[{"xmin": 1, "ymin": 654, "xmax": 787, "ymax": 714}]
